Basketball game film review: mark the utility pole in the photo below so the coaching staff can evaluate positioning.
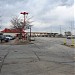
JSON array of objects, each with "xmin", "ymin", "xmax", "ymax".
[
  {"xmin": 71, "ymin": 24, "xmax": 74, "ymax": 35},
  {"xmin": 51, "ymin": 26, "xmax": 52, "ymax": 33},
  {"xmin": 29, "ymin": 25, "xmax": 33, "ymax": 41},
  {"xmin": 60, "ymin": 25, "xmax": 61, "ymax": 35},
  {"xmin": 70, "ymin": 22, "xmax": 74, "ymax": 46},
  {"xmin": 50, "ymin": 26, "xmax": 52, "ymax": 37},
  {"xmin": 30, "ymin": 26, "xmax": 31, "ymax": 39}
]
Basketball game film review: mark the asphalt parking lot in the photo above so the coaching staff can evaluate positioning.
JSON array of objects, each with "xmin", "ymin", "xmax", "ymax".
[{"xmin": 0, "ymin": 37, "xmax": 75, "ymax": 75}]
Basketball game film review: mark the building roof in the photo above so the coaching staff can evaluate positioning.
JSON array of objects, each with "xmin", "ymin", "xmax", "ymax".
[{"xmin": 1, "ymin": 28, "xmax": 25, "ymax": 33}]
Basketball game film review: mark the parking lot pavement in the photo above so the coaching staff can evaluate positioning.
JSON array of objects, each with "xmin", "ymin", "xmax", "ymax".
[
  {"xmin": 0, "ymin": 38, "xmax": 30, "ymax": 45},
  {"xmin": 0, "ymin": 37, "xmax": 75, "ymax": 75},
  {"xmin": 0, "ymin": 38, "xmax": 18, "ymax": 45}
]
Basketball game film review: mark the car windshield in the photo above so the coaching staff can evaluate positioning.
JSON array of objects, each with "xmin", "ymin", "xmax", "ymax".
[{"xmin": 5, "ymin": 35, "xmax": 12, "ymax": 37}]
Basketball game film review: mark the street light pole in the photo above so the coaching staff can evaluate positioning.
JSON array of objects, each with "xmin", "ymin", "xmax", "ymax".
[
  {"xmin": 30, "ymin": 26, "xmax": 31, "ymax": 38},
  {"xmin": 28, "ymin": 25, "xmax": 33, "ymax": 41},
  {"xmin": 60, "ymin": 25, "xmax": 61, "ymax": 35}
]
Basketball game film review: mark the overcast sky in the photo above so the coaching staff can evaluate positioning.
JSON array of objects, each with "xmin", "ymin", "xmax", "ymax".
[{"xmin": 0, "ymin": 0, "xmax": 74, "ymax": 34}]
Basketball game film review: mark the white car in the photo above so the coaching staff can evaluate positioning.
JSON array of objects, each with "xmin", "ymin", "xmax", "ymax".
[
  {"xmin": 5, "ymin": 35, "xmax": 14, "ymax": 40},
  {"xmin": 67, "ymin": 36, "xmax": 75, "ymax": 39},
  {"xmin": 30, "ymin": 37, "xmax": 35, "ymax": 41}
]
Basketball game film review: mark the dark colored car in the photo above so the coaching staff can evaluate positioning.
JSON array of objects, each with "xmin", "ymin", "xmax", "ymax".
[
  {"xmin": 67, "ymin": 36, "xmax": 75, "ymax": 39},
  {"xmin": 0, "ymin": 35, "xmax": 9, "ymax": 42}
]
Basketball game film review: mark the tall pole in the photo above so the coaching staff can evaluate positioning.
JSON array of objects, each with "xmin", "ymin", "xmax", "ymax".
[
  {"xmin": 70, "ymin": 22, "xmax": 74, "ymax": 46},
  {"xmin": 51, "ymin": 26, "xmax": 52, "ymax": 33},
  {"xmin": 20, "ymin": 12, "xmax": 28, "ymax": 40},
  {"xmin": 20, "ymin": 12, "xmax": 28, "ymax": 29},
  {"xmin": 29, "ymin": 25, "xmax": 32, "ymax": 41},
  {"xmin": 50, "ymin": 26, "xmax": 52, "ymax": 37},
  {"xmin": 60, "ymin": 25, "xmax": 61, "ymax": 34},
  {"xmin": 30, "ymin": 27, "xmax": 31, "ymax": 37},
  {"xmin": 24, "ymin": 14, "xmax": 25, "ymax": 28},
  {"xmin": 0, "ymin": 20, "xmax": 1, "ymax": 28},
  {"xmin": 71, "ymin": 24, "xmax": 73, "ymax": 35}
]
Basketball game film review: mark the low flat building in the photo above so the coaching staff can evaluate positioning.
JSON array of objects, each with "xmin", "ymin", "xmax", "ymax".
[
  {"xmin": 27, "ymin": 32, "xmax": 58, "ymax": 37},
  {"xmin": 1, "ymin": 28, "xmax": 59, "ymax": 37}
]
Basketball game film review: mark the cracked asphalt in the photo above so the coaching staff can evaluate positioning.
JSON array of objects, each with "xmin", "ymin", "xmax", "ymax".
[{"xmin": 0, "ymin": 37, "xmax": 75, "ymax": 75}]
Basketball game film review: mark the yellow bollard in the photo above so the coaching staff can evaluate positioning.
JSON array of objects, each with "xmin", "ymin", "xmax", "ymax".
[
  {"xmin": 71, "ymin": 38, "xmax": 74, "ymax": 46},
  {"xmin": 64, "ymin": 38, "xmax": 66, "ymax": 45}
]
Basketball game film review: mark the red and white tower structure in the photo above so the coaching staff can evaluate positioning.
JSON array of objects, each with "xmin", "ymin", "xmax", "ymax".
[{"xmin": 20, "ymin": 12, "xmax": 28, "ymax": 40}]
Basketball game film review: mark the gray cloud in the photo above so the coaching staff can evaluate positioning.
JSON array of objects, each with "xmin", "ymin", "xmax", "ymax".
[{"xmin": 0, "ymin": 0, "xmax": 74, "ymax": 33}]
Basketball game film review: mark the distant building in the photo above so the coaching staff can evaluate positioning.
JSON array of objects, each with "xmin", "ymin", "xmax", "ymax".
[
  {"xmin": 1, "ymin": 28, "xmax": 26, "ymax": 37},
  {"xmin": 65, "ymin": 31, "xmax": 71, "ymax": 36},
  {"xmin": 1, "ymin": 28, "xmax": 59, "ymax": 37},
  {"xmin": 27, "ymin": 32, "xmax": 58, "ymax": 37}
]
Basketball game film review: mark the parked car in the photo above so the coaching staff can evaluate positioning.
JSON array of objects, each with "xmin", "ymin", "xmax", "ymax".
[
  {"xmin": 0, "ymin": 35, "xmax": 9, "ymax": 42},
  {"xmin": 4, "ymin": 35, "xmax": 15, "ymax": 40},
  {"xmin": 29, "ymin": 37, "xmax": 35, "ymax": 41},
  {"xmin": 67, "ymin": 36, "xmax": 75, "ymax": 39}
]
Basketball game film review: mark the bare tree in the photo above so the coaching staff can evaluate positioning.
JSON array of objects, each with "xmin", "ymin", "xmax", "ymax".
[
  {"xmin": 10, "ymin": 16, "xmax": 33, "ymax": 39},
  {"xmin": 11, "ymin": 17, "xmax": 22, "ymax": 28},
  {"xmin": 11, "ymin": 17, "xmax": 24, "ymax": 39}
]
